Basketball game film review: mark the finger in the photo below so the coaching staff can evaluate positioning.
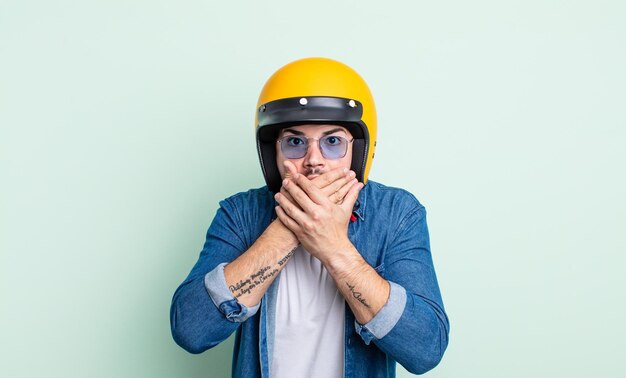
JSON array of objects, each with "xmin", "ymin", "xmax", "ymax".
[
  {"xmin": 322, "ymin": 171, "xmax": 356, "ymax": 199},
  {"xmin": 279, "ymin": 186, "xmax": 297, "ymax": 207},
  {"xmin": 279, "ymin": 161, "xmax": 302, "ymax": 208},
  {"xmin": 282, "ymin": 177, "xmax": 320, "ymax": 214},
  {"xmin": 275, "ymin": 205, "xmax": 300, "ymax": 234},
  {"xmin": 292, "ymin": 174, "xmax": 328, "ymax": 206},
  {"xmin": 283, "ymin": 160, "xmax": 298, "ymax": 180},
  {"xmin": 322, "ymin": 176, "xmax": 357, "ymax": 205},
  {"xmin": 333, "ymin": 178, "xmax": 358, "ymax": 204},
  {"xmin": 275, "ymin": 188, "xmax": 311, "ymax": 225},
  {"xmin": 339, "ymin": 181, "xmax": 364, "ymax": 213},
  {"xmin": 311, "ymin": 167, "xmax": 351, "ymax": 190},
  {"xmin": 275, "ymin": 189, "xmax": 310, "ymax": 227},
  {"xmin": 321, "ymin": 170, "xmax": 356, "ymax": 203},
  {"xmin": 274, "ymin": 190, "xmax": 301, "ymax": 217}
]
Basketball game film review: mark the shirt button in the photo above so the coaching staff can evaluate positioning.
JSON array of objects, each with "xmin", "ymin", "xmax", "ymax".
[{"xmin": 348, "ymin": 338, "xmax": 351, "ymax": 345}]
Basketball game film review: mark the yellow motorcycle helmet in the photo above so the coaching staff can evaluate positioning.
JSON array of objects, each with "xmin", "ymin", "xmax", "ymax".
[{"xmin": 255, "ymin": 57, "xmax": 377, "ymax": 193}]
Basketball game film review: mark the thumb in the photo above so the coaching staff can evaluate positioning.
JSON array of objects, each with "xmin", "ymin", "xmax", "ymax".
[{"xmin": 283, "ymin": 160, "xmax": 298, "ymax": 179}]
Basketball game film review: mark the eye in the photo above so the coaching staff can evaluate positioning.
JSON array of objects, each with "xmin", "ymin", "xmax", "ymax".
[
  {"xmin": 324, "ymin": 136, "xmax": 343, "ymax": 145},
  {"xmin": 286, "ymin": 136, "xmax": 306, "ymax": 146}
]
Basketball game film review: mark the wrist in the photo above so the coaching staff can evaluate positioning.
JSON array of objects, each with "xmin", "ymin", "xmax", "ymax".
[
  {"xmin": 320, "ymin": 240, "xmax": 361, "ymax": 274},
  {"xmin": 269, "ymin": 218, "xmax": 299, "ymax": 247}
]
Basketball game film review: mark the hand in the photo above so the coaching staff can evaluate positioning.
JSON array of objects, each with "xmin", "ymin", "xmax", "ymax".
[
  {"xmin": 280, "ymin": 161, "xmax": 357, "ymax": 205},
  {"xmin": 274, "ymin": 171, "xmax": 363, "ymax": 262}
]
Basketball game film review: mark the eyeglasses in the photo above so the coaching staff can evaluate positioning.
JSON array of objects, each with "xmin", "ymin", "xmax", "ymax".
[{"xmin": 277, "ymin": 135, "xmax": 354, "ymax": 159}]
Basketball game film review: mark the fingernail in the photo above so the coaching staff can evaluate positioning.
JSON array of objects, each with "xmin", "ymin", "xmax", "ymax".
[
  {"xmin": 293, "ymin": 173, "xmax": 300, "ymax": 179},
  {"xmin": 282, "ymin": 179, "xmax": 288, "ymax": 187},
  {"xmin": 349, "ymin": 171, "xmax": 356, "ymax": 178},
  {"xmin": 343, "ymin": 168, "xmax": 348, "ymax": 173}
]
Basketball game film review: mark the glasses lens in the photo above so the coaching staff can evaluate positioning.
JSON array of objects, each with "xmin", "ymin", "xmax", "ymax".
[
  {"xmin": 320, "ymin": 135, "xmax": 348, "ymax": 159},
  {"xmin": 279, "ymin": 135, "xmax": 350, "ymax": 159},
  {"xmin": 281, "ymin": 136, "xmax": 308, "ymax": 159}
]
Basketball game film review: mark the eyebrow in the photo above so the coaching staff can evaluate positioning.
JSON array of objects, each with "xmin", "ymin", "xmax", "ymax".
[
  {"xmin": 282, "ymin": 128, "xmax": 305, "ymax": 136},
  {"xmin": 282, "ymin": 127, "xmax": 348, "ymax": 137},
  {"xmin": 322, "ymin": 128, "xmax": 348, "ymax": 136}
]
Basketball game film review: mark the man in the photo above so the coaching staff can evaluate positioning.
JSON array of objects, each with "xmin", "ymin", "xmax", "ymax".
[{"xmin": 171, "ymin": 57, "xmax": 449, "ymax": 377}]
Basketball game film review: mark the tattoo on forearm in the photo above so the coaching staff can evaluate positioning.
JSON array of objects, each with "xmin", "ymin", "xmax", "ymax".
[
  {"xmin": 277, "ymin": 246, "xmax": 298, "ymax": 266},
  {"xmin": 346, "ymin": 282, "xmax": 371, "ymax": 308},
  {"xmin": 229, "ymin": 247, "xmax": 298, "ymax": 299},
  {"xmin": 230, "ymin": 265, "xmax": 279, "ymax": 298}
]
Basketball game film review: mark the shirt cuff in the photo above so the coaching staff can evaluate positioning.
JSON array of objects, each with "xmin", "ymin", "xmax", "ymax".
[
  {"xmin": 204, "ymin": 263, "xmax": 260, "ymax": 323},
  {"xmin": 354, "ymin": 281, "xmax": 407, "ymax": 345}
]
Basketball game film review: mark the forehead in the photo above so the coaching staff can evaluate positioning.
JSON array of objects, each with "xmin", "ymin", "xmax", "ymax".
[{"xmin": 279, "ymin": 124, "xmax": 352, "ymax": 137}]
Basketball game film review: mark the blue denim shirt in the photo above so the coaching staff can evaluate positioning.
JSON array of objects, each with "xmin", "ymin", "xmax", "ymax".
[{"xmin": 170, "ymin": 181, "xmax": 449, "ymax": 377}]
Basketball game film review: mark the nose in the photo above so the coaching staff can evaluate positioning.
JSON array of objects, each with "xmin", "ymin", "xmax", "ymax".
[{"xmin": 303, "ymin": 139, "xmax": 324, "ymax": 169}]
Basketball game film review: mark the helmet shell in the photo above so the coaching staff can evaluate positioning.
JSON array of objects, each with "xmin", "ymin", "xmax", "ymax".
[{"xmin": 256, "ymin": 57, "xmax": 377, "ymax": 192}]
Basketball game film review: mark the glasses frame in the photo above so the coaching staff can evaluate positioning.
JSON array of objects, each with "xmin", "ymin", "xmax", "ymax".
[{"xmin": 276, "ymin": 135, "xmax": 355, "ymax": 160}]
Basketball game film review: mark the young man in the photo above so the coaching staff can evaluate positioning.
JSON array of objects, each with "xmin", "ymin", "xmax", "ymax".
[{"xmin": 171, "ymin": 58, "xmax": 449, "ymax": 377}]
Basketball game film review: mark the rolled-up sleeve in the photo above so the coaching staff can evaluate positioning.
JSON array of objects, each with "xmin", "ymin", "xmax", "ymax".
[
  {"xmin": 354, "ymin": 281, "xmax": 406, "ymax": 344},
  {"xmin": 204, "ymin": 263, "xmax": 260, "ymax": 322}
]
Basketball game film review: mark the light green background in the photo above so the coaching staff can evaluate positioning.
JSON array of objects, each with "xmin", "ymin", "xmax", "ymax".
[{"xmin": 1, "ymin": 0, "xmax": 625, "ymax": 377}]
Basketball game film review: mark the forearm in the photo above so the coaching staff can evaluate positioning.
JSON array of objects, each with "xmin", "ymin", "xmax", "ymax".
[
  {"xmin": 323, "ymin": 241, "xmax": 448, "ymax": 374},
  {"xmin": 323, "ymin": 244, "xmax": 390, "ymax": 324},
  {"xmin": 223, "ymin": 219, "xmax": 299, "ymax": 307}
]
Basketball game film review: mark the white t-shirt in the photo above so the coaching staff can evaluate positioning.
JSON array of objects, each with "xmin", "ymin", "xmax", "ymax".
[{"xmin": 270, "ymin": 246, "xmax": 345, "ymax": 378}]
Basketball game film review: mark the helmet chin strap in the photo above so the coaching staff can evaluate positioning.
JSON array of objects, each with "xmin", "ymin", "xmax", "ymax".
[{"xmin": 350, "ymin": 200, "xmax": 361, "ymax": 223}]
